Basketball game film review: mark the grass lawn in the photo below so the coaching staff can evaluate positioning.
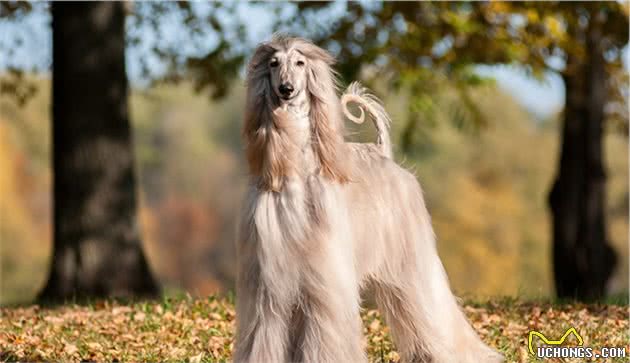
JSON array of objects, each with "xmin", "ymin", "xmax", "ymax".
[{"xmin": 0, "ymin": 295, "xmax": 627, "ymax": 362}]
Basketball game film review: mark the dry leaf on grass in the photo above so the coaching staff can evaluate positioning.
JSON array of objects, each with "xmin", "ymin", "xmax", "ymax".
[{"xmin": 0, "ymin": 297, "xmax": 627, "ymax": 363}]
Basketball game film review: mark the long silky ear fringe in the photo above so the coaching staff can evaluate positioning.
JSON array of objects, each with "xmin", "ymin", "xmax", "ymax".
[
  {"xmin": 305, "ymin": 53, "xmax": 352, "ymax": 184},
  {"xmin": 244, "ymin": 36, "xmax": 353, "ymax": 189},
  {"xmin": 243, "ymin": 42, "xmax": 296, "ymax": 192},
  {"xmin": 311, "ymin": 100, "xmax": 351, "ymax": 184},
  {"xmin": 244, "ymin": 97, "xmax": 302, "ymax": 192}
]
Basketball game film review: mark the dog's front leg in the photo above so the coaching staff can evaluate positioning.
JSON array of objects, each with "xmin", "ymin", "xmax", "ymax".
[
  {"xmin": 293, "ymin": 234, "xmax": 366, "ymax": 363},
  {"xmin": 233, "ymin": 255, "xmax": 294, "ymax": 363}
]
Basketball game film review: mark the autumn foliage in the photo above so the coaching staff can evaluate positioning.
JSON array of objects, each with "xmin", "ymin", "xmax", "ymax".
[
  {"xmin": 1, "ymin": 78, "xmax": 627, "ymax": 303},
  {"xmin": 0, "ymin": 296, "xmax": 628, "ymax": 362}
]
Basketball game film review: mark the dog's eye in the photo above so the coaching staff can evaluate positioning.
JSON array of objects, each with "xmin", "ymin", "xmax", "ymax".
[
  {"xmin": 270, "ymin": 59, "xmax": 279, "ymax": 68},
  {"xmin": 296, "ymin": 60, "xmax": 305, "ymax": 67}
]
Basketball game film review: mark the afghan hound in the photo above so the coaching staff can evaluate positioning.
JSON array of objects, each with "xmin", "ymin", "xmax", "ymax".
[{"xmin": 234, "ymin": 34, "xmax": 503, "ymax": 363}]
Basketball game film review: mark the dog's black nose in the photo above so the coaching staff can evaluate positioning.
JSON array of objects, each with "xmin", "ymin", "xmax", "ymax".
[{"xmin": 279, "ymin": 83, "xmax": 294, "ymax": 97}]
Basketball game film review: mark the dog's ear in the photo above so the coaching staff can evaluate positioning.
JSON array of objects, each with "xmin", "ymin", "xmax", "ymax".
[
  {"xmin": 244, "ymin": 75, "xmax": 295, "ymax": 191},
  {"xmin": 244, "ymin": 110, "xmax": 299, "ymax": 191},
  {"xmin": 244, "ymin": 44, "xmax": 300, "ymax": 191},
  {"xmin": 306, "ymin": 55, "xmax": 351, "ymax": 184},
  {"xmin": 244, "ymin": 39, "xmax": 351, "ymax": 189},
  {"xmin": 244, "ymin": 43, "xmax": 274, "ymax": 189}
]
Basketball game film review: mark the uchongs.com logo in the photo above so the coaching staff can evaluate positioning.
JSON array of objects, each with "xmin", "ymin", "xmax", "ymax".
[{"xmin": 528, "ymin": 327, "xmax": 627, "ymax": 360}]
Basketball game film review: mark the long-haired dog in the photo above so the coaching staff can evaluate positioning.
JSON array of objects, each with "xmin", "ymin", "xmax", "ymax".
[{"xmin": 234, "ymin": 34, "xmax": 503, "ymax": 363}]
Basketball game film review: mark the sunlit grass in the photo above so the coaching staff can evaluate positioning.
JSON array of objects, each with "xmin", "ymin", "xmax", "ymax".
[{"xmin": 0, "ymin": 294, "xmax": 627, "ymax": 363}]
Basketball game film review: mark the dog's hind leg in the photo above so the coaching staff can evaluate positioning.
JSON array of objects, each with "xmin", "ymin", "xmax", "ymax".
[{"xmin": 373, "ymin": 208, "xmax": 503, "ymax": 363}]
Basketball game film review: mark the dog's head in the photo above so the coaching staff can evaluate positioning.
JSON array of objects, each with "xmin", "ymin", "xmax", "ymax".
[
  {"xmin": 267, "ymin": 42, "xmax": 308, "ymax": 103},
  {"xmin": 246, "ymin": 34, "xmax": 337, "ymax": 106},
  {"xmin": 243, "ymin": 35, "xmax": 350, "ymax": 191}
]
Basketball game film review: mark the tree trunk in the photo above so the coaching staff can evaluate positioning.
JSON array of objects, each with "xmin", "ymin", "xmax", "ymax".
[
  {"xmin": 548, "ymin": 18, "xmax": 617, "ymax": 301},
  {"xmin": 38, "ymin": 1, "xmax": 159, "ymax": 301}
]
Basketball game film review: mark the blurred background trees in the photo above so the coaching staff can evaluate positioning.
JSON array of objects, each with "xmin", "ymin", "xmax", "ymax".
[
  {"xmin": 39, "ymin": 2, "xmax": 159, "ymax": 300},
  {"xmin": 0, "ymin": 1, "xmax": 627, "ymax": 303},
  {"xmin": 284, "ymin": 1, "xmax": 628, "ymax": 301},
  {"xmin": 1, "ymin": 1, "xmax": 247, "ymax": 301}
]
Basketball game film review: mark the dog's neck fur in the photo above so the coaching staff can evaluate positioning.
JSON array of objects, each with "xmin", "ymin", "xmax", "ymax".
[
  {"xmin": 279, "ymin": 92, "xmax": 310, "ymax": 132},
  {"xmin": 279, "ymin": 93, "xmax": 317, "ymax": 175}
]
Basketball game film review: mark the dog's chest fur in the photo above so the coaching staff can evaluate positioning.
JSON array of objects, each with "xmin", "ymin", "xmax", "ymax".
[
  {"xmin": 252, "ymin": 101, "xmax": 322, "ymax": 253},
  {"xmin": 251, "ymin": 175, "xmax": 323, "ymax": 294}
]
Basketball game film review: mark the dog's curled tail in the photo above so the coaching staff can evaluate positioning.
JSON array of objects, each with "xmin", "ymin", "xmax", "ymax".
[{"xmin": 341, "ymin": 82, "xmax": 392, "ymax": 158}]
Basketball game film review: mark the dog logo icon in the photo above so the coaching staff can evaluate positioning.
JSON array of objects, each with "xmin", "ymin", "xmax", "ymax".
[{"xmin": 528, "ymin": 327, "xmax": 584, "ymax": 355}]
